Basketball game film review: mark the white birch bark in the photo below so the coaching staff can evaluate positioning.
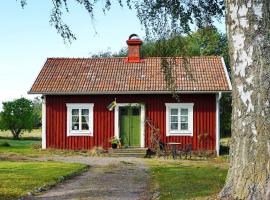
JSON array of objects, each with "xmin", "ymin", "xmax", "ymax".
[{"xmin": 220, "ymin": 0, "xmax": 270, "ymax": 199}]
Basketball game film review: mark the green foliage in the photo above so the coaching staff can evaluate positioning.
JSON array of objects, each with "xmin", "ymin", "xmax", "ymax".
[
  {"xmin": 32, "ymin": 97, "xmax": 42, "ymax": 128},
  {"xmin": 0, "ymin": 161, "xmax": 87, "ymax": 200},
  {"xmin": 220, "ymin": 93, "xmax": 232, "ymax": 137},
  {"xmin": 0, "ymin": 98, "xmax": 34, "ymax": 139},
  {"xmin": 109, "ymin": 136, "xmax": 120, "ymax": 145},
  {"xmin": 91, "ymin": 49, "xmax": 127, "ymax": 58},
  {"xmin": 141, "ymin": 28, "xmax": 228, "ymax": 58}
]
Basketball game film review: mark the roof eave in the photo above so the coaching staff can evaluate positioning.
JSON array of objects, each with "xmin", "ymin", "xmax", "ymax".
[{"xmin": 28, "ymin": 90, "xmax": 232, "ymax": 95}]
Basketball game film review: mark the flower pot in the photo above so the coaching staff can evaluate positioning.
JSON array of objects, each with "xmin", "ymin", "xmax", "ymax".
[{"xmin": 112, "ymin": 143, "xmax": 117, "ymax": 149}]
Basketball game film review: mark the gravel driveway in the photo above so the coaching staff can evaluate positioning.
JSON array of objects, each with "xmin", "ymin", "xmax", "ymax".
[{"xmin": 27, "ymin": 156, "xmax": 150, "ymax": 200}]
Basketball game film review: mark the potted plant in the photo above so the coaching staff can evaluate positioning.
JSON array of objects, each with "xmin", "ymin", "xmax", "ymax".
[{"xmin": 110, "ymin": 137, "xmax": 120, "ymax": 149}]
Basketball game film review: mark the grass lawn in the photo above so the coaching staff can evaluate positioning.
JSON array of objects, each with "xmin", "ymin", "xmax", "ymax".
[
  {"xmin": 0, "ymin": 161, "xmax": 87, "ymax": 200},
  {"xmin": 0, "ymin": 137, "xmax": 42, "ymax": 155},
  {"xmin": 0, "ymin": 138, "xmax": 91, "ymax": 157},
  {"xmin": 0, "ymin": 136, "xmax": 94, "ymax": 157},
  {"xmin": 0, "ymin": 129, "xmax": 42, "ymax": 155},
  {"xmin": 146, "ymin": 159, "xmax": 228, "ymax": 200}
]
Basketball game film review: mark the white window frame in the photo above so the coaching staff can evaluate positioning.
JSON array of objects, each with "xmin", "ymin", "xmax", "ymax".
[
  {"xmin": 165, "ymin": 103, "xmax": 194, "ymax": 136},
  {"xmin": 66, "ymin": 103, "xmax": 94, "ymax": 136}
]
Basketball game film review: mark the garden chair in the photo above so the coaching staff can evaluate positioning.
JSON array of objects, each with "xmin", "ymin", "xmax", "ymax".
[{"xmin": 180, "ymin": 144, "xmax": 192, "ymax": 159}]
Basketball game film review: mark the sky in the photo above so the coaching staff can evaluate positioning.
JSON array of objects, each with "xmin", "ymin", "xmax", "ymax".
[{"xmin": 0, "ymin": 1, "xmax": 225, "ymax": 111}]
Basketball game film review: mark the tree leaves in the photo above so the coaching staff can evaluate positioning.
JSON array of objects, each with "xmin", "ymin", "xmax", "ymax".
[
  {"xmin": 17, "ymin": 0, "xmax": 225, "ymax": 43},
  {"xmin": 0, "ymin": 98, "xmax": 34, "ymax": 139}
]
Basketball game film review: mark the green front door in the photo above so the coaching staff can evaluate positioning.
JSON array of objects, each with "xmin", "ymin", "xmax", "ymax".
[{"xmin": 119, "ymin": 106, "xmax": 141, "ymax": 147}]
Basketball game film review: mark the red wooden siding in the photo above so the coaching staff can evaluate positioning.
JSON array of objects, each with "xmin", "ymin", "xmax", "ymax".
[{"xmin": 45, "ymin": 94, "xmax": 216, "ymax": 151}]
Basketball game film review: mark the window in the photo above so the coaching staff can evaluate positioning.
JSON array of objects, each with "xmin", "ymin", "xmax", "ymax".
[
  {"xmin": 66, "ymin": 103, "xmax": 94, "ymax": 136},
  {"xmin": 165, "ymin": 103, "xmax": 194, "ymax": 136}
]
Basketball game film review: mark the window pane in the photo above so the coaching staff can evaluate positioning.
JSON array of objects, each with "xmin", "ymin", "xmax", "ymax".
[
  {"xmin": 181, "ymin": 108, "xmax": 188, "ymax": 115},
  {"xmin": 72, "ymin": 109, "xmax": 79, "ymax": 115},
  {"xmin": 181, "ymin": 116, "xmax": 188, "ymax": 123},
  {"xmin": 171, "ymin": 123, "xmax": 178, "ymax": 130},
  {"xmin": 82, "ymin": 123, "xmax": 89, "ymax": 130},
  {"xmin": 120, "ymin": 107, "xmax": 128, "ymax": 115},
  {"xmin": 132, "ymin": 107, "xmax": 140, "ymax": 115},
  {"xmin": 170, "ymin": 108, "xmax": 178, "ymax": 115},
  {"xmin": 72, "ymin": 116, "xmax": 79, "ymax": 123},
  {"xmin": 171, "ymin": 116, "xmax": 178, "ymax": 123},
  {"xmin": 181, "ymin": 123, "xmax": 188, "ymax": 130},
  {"xmin": 81, "ymin": 116, "xmax": 89, "ymax": 123},
  {"xmin": 72, "ymin": 123, "xmax": 79, "ymax": 130},
  {"xmin": 82, "ymin": 109, "xmax": 89, "ymax": 115}
]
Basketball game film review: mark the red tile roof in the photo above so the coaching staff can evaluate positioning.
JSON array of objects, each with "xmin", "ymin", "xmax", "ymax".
[{"xmin": 29, "ymin": 56, "xmax": 231, "ymax": 94}]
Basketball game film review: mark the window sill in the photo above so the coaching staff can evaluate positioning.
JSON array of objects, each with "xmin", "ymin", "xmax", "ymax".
[
  {"xmin": 167, "ymin": 132, "xmax": 193, "ymax": 136},
  {"xmin": 67, "ymin": 132, "xmax": 93, "ymax": 137}
]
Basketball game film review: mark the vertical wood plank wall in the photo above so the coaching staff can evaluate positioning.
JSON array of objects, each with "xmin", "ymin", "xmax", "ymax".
[{"xmin": 46, "ymin": 94, "xmax": 216, "ymax": 151}]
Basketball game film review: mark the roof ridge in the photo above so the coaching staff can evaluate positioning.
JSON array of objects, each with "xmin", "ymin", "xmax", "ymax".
[
  {"xmin": 47, "ymin": 57, "xmax": 126, "ymax": 60},
  {"xmin": 47, "ymin": 56, "xmax": 221, "ymax": 60}
]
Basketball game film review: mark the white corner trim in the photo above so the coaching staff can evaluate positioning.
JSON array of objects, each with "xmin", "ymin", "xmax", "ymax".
[
  {"xmin": 66, "ymin": 103, "xmax": 94, "ymax": 137},
  {"xmin": 165, "ymin": 103, "xmax": 194, "ymax": 136},
  {"xmin": 141, "ymin": 105, "xmax": 145, "ymax": 147},
  {"xmin": 114, "ymin": 106, "xmax": 119, "ymax": 140},
  {"xmin": 221, "ymin": 57, "xmax": 232, "ymax": 91},
  {"xmin": 41, "ymin": 96, "xmax": 46, "ymax": 149},
  {"xmin": 216, "ymin": 93, "xmax": 222, "ymax": 156},
  {"xmin": 114, "ymin": 103, "xmax": 145, "ymax": 148}
]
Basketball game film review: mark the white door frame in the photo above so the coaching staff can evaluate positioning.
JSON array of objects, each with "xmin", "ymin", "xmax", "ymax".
[{"xmin": 114, "ymin": 103, "xmax": 145, "ymax": 148}]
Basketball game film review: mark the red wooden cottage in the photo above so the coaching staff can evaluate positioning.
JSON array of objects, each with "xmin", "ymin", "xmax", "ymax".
[{"xmin": 29, "ymin": 35, "xmax": 231, "ymax": 155}]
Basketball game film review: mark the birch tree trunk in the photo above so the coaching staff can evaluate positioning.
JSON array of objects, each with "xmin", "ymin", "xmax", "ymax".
[{"xmin": 220, "ymin": 0, "xmax": 270, "ymax": 199}]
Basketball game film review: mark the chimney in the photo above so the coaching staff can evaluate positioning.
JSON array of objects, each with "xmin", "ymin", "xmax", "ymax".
[{"xmin": 126, "ymin": 34, "xmax": 142, "ymax": 62}]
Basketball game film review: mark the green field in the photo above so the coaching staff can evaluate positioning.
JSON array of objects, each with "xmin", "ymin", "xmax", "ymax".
[
  {"xmin": 0, "ymin": 161, "xmax": 87, "ymax": 200},
  {"xmin": 147, "ymin": 159, "xmax": 228, "ymax": 200},
  {"xmin": 0, "ymin": 129, "xmax": 41, "ymax": 139}
]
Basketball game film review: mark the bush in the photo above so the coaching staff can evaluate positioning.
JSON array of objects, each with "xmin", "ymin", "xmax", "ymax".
[{"xmin": 0, "ymin": 141, "xmax": 11, "ymax": 147}]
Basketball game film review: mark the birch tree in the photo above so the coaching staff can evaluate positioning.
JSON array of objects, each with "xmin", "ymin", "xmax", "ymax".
[{"xmin": 219, "ymin": 1, "xmax": 270, "ymax": 199}]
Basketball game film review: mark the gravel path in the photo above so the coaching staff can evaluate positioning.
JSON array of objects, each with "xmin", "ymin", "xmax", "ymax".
[{"xmin": 27, "ymin": 156, "xmax": 150, "ymax": 200}]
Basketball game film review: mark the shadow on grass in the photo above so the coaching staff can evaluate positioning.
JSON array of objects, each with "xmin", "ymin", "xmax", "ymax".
[
  {"xmin": 0, "ymin": 136, "xmax": 41, "ymax": 141},
  {"xmin": 219, "ymin": 145, "xmax": 230, "ymax": 156}
]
